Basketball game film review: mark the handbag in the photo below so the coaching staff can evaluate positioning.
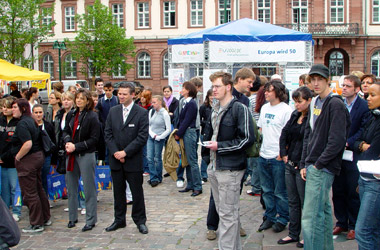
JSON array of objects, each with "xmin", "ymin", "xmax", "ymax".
[
  {"xmin": 41, "ymin": 129, "xmax": 56, "ymax": 154},
  {"xmin": 56, "ymin": 149, "xmax": 67, "ymax": 174}
]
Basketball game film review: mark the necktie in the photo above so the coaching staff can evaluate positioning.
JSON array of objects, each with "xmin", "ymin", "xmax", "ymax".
[{"xmin": 123, "ymin": 107, "xmax": 129, "ymax": 123}]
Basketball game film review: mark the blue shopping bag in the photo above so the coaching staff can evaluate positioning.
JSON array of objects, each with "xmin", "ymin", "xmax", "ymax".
[
  {"xmin": 95, "ymin": 165, "xmax": 112, "ymax": 190},
  {"xmin": 47, "ymin": 166, "xmax": 67, "ymax": 200}
]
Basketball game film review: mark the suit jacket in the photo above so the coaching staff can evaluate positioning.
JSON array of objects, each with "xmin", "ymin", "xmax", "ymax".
[{"xmin": 104, "ymin": 103, "xmax": 148, "ymax": 172}]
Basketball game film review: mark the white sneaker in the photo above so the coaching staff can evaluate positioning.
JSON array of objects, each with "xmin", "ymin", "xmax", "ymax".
[
  {"xmin": 142, "ymin": 172, "xmax": 149, "ymax": 177},
  {"xmin": 202, "ymin": 181, "xmax": 205, "ymax": 185},
  {"xmin": 12, "ymin": 214, "xmax": 20, "ymax": 222},
  {"xmin": 44, "ymin": 220, "xmax": 52, "ymax": 226},
  {"xmin": 81, "ymin": 209, "xmax": 86, "ymax": 215},
  {"xmin": 176, "ymin": 180, "xmax": 184, "ymax": 188}
]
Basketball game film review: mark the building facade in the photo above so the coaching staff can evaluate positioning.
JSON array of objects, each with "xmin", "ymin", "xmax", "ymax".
[{"xmin": 38, "ymin": 0, "xmax": 380, "ymax": 92}]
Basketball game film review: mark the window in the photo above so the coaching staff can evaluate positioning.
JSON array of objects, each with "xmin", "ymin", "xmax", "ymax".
[
  {"xmin": 190, "ymin": 0, "xmax": 203, "ymax": 27},
  {"xmin": 330, "ymin": 0, "xmax": 344, "ymax": 23},
  {"xmin": 292, "ymin": 0, "xmax": 308, "ymax": 24},
  {"xmin": 163, "ymin": 1, "xmax": 176, "ymax": 27},
  {"xmin": 65, "ymin": 7, "xmax": 75, "ymax": 31},
  {"xmin": 190, "ymin": 64, "xmax": 203, "ymax": 78},
  {"xmin": 218, "ymin": 0, "xmax": 231, "ymax": 24},
  {"xmin": 42, "ymin": 54, "xmax": 54, "ymax": 78},
  {"xmin": 137, "ymin": 52, "xmax": 151, "ymax": 78},
  {"xmin": 257, "ymin": 0, "xmax": 270, "ymax": 23},
  {"xmin": 64, "ymin": 54, "xmax": 77, "ymax": 78},
  {"xmin": 371, "ymin": 51, "xmax": 380, "ymax": 77},
  {"xmin": 163, "ymin": 52, "xmax": 169, "ymax": 78},
  {"xmin": 42, "ymin": 9, "xmax": 53, "ymax": 31},
  {"xmin": 259, "ymin": 67, "xmax": 276, "ymax": 77},
  {"xmin": 113, "ymin": 65, "xmax": 125, "ymax": 78},
  {"xmin": 374, "ymin": 0, "xmax": 380, "ymax": 23},
  {"xmin": 112, "ymin": 4, "xmax": 124, "ymax": 28},
  {"xmin": 329, "ymin": 51, "xmax": 344, "ymax": 76},
  {"xmin": 137, "ymin": 2, "xmax": 150, "ymax": 28}
]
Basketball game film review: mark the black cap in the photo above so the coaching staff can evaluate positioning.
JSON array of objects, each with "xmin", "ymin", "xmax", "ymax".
[{"xmin": 309, "ymin": 64, "xmax": 330, "ymax": 79}]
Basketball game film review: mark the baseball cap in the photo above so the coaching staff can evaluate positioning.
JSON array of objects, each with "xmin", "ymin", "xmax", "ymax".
[{"xmin": 309, "ymin": 64, "xmax": 330, "ymax": 79}]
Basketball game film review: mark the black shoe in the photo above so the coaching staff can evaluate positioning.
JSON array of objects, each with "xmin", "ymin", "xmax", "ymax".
[
  {"xmin": 151, "ymin": 181, "xmax": 159, "ymax": 187},
  {"xmin": 277, "ymin": 236, "xmax": 298, "ymax": 244},
  {"xmin": 67, "ymin": 220, "xmax": 78, "ymax": 228},
  {"xmin": 258, "ymin": 219, "xmax": 274, "ymax": 232},
  {"xmin": 147, "ymin": 180, "xmax": 151, "ymax": 184},
  {"xmin": 202, "ymin": 178, "xmax": 208, "ymax": 182},
  {"xmin": 82, "ymin": 224, "xmax": 95, "ymax": 232},
  {"xmin": 137, "ymin": 224, "xmax": 148, "ymax": 234},
  {"xmin": 126, "ymin": 200, "xmax": 133, "ymax": 205},
  {"xmin": 191, "ymin": 190, "xmax": 202, "ymax": 197},
  {"xmin": 296, "ymin": 241, "xmax": 304, "ymax": 248},
  {"xmin": 105, "ymin": 222, "xmax": 126, "ymax": 232},
  {"xmin": 164, "ymin": 173, "xmax": 170, "ymax": 177},
  {"xmin": 272, "ymin": 222, "xmax": 287, "ymax": 233},
  {"xmin": 179, "ymin": 188, "xmax": 193, "ymax": 193}
]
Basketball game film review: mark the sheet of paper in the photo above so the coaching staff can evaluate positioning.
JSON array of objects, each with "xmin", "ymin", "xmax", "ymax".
[
  {"xmin": 342, "ymin": 150, "xmax": 353, "ymax": 162},
  {"xmin": 357, "ymin": 160, "xmax": 380, "ymax": 174}
]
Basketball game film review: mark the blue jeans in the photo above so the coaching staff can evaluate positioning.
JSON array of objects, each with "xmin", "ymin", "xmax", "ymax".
[
  {"xmin": 0, "ymin": 167, "xmax": 22, "ymax": 216},
  {"xmin": 355, "ymin": 178, "xmax": 380, "ymax": 250},
  {"xmin": 249, "ymin": 157, "xmax": 261, "ymax": 194},
  {"xmin": 258, "ymin": 157, "xmax": 289, "ymax": 225},
  {"xmin": 302, "ymin": 165, "xmax": 334, "ymax": 250},
  {"xmin": 183, "ymin": 128, "xmax": 202, "ymax": 191},
  {"xmin": 200, "ymin": 135, "xmax": 208, "ymax": 179},
  {"xmin": 41, "ymin": 155, "xmax": 51, "ymax": 196},
  {"xmin": 147, "ymin": 136, "xmax": 165, "ymax": 183}
]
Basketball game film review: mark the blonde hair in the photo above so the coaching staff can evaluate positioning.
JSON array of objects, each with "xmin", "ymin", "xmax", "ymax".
[{"xmin": 152, "ymin": 95, "xmax": 168, "ymax": 111}]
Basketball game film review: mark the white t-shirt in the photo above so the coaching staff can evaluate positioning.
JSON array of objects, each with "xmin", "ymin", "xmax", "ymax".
[{"xmin": 257, "ymin": 102, "xmax": 292, "ymax": 159}]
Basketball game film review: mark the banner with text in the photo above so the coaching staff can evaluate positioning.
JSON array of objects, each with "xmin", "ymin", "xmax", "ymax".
[
  {"xmin": 168, "ymin": 68, "xmax": 185, "ymax": 99},
  {"xmin": 171, "ymin": 44, "xmax": 204, "ymax": 63},
  {"xmin": 209, "ymin": 41, "xmax": 306, "ymax": 63}
]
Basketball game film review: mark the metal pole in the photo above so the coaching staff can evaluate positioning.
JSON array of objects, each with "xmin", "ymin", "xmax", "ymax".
[{"xmin": 58, "ymin": 48, "xmax": 62, "ymax": 82}]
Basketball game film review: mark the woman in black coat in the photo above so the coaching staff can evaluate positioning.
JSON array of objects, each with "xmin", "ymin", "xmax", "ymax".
[
  {"xmin": 163, "ymin": 85, "xmax": 179, "ymax": 124},
  {"xmin": 278, "ymin": 87, "xmax": 313, "ymax": 247}
]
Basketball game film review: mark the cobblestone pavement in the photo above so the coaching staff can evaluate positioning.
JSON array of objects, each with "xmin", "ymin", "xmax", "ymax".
[{"xmin": 14, "ymin": 176, "xmax": 358, "ymax": 250}]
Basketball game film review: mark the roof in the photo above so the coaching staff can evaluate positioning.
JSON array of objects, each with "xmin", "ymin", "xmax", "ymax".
[
  {"xmin": 0, "ymin": 59, "xmax": 50, "ymax": 81},
  {"xmin": 168, "ymin": 18, "xmax": 312, "ymax": 45}
]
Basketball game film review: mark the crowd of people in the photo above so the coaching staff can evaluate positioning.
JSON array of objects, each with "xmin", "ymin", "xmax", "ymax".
[{"xmin": 0, "ymin": 65, "xmax": 379, "ymax": 250}]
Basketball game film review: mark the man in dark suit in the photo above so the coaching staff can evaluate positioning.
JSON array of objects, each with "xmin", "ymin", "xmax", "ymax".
[
  {"xmin": 104, "ymin": 82, "xmax": 149, "ymax": 234},
  {"xmin": 332, "ymin": 75, "xmax": 371, "ymax": 240}
]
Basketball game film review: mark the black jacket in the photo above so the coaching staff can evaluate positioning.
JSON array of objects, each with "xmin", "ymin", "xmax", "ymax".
[
  {"xmin": 168, "ymin": 97, "xmax": 179, "ymax": 123},
  {"xmin": 279, "ymin": 110, "xmax": 308, "ymax": 166},
  {"xmin": 300, "ymin": 94, "xmax": 351, "ymax": 175},
  {"xmin": 41, "ymin": 120, "xmax": 58, "ymax": 164},
  {"xmin": 62, "ymin": 108, "xmax": 100, "ymax": 156},
  {"xmin": 199, "ymin": 103, "xmax": 212, "ymax": 135},
  {"xmin": 353, "ymin": 110, "xmax": 380, "ymax": 180},
  {"xmin": 0, "ymin": 116, "xmax": 19, "ymax": 168},
  {"xmin": 202, "ymin": 98, "xmax": 255, "ymax": 171}
]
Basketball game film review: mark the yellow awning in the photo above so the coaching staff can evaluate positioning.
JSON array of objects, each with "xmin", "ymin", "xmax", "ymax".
[{"xmin": 0, "ymin": 58, "xmax": 50, "ymax": 81}]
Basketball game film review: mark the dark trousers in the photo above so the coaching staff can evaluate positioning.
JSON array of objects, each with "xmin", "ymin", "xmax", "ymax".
[
  {"xmin": 285, "ymin": 164, "xmax": 305, "ymax": 240},
  {"xmin": 111, "ymin": 169, "xmax": 147, "ymax": 226},
  {"xmin": 15, "ymin": 151, "xmax": 50, "ymax": 226},
  {"xmin": 332, "ymin": 160, "xmax": 360, "ymax": 230}
]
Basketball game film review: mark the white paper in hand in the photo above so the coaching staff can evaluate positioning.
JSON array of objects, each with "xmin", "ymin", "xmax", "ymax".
[
  {"xmin": 342, "ymin": 150, "xmax": 353, "ymax": 162},
  {"xmin": 357, "ymin": 160, "xmax": 380, "ymax": 174}
]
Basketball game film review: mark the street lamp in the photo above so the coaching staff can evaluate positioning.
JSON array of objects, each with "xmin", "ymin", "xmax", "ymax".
[{"xmin": 53, "ymin": 41, "xmax": 67, "ymax": 82}]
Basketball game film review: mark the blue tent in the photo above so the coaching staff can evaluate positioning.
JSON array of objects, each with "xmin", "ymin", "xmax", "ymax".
[{"xmin": 168, "ymin": 18, "xmax": 312, "ymax": 45}]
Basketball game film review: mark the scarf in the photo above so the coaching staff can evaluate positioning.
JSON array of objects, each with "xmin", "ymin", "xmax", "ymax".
[
  {"xmin": 164, "ymin": 95, "xmax": 174, "ymax": 109},
  {"xmin": 142, "ymin": 103, "xmax": 152, "ymax": 110},
  {"xmin": 67, "ymin": 111, "xmax": 80, "ymax": 172}
]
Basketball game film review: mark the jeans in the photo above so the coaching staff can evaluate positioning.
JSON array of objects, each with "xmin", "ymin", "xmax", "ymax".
[
  {"xmin": 41, "ymin": 155, "xmax": 51, "ymax": 196},
  {"xmin": 285, "ymin": 163, "xmax": 305, "ymax": 240},
  {"xmin": 355, "ymin": 178, "xmax": 380, "ymax": 250},
  {"xmin": 142, "ymin": 144, "xmax": 149, "ymax": 173},
  {"xmin": 302, "ymin": 165, "xmax": 334, "ymax": 250},
  {"xmin": 258, "ymin": 157, "xmax": 289, "ymax": 225},
  {"xmin": 249, "ymin": 157, "xmax": 261, "ymax": 194},
  {"xmin": 0, "ymin": 167, "xmax": 21, "ymax": 216},
  {"xmin": 183, "ymin": 128, "xmax": 202, "ymax": 191},
  {"xmin": 147, "ymin": 136, "xmax": 165, "ymax": 183},
  {"xmin": 200, "ymin": 135, "xmax": 208, "ymax": 179}
]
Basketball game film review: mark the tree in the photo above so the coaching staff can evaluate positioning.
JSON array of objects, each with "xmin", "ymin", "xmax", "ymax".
[
  {"xmin": 0, "ymin": 0, "xmax": 56, "ymax": 67},
  {"xmin": 65, "ymin": 0, "xmax": 135, "ymax": 86}
]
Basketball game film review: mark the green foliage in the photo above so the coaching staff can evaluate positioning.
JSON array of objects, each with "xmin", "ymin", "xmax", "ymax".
[
  {"xmin": 65, "ymin": 0, "xmax": 135, "ymax": 80},
  {"xmin": 0, "ymin": 0, "xmax": 56, "ymax": 66}
]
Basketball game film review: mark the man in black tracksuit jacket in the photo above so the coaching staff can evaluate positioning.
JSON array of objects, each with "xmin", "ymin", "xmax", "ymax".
[{"xmin": 299, "ymin": 64, "xmax": 351, "ymax": 250}]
